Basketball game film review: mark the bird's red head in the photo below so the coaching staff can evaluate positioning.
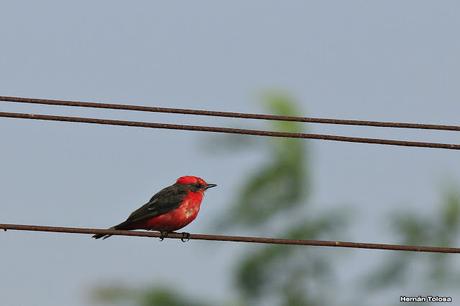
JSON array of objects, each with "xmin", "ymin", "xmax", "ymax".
[{"xmin": 176, "ymin": 176, "xmax": 217, "ymax": 192}]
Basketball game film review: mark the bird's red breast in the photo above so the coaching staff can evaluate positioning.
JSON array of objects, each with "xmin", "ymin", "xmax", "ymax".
[{"xmin": 136, "ymin": 190, "xmax": 204, "ymax": 232}]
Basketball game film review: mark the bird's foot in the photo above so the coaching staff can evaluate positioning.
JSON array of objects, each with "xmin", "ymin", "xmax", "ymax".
[
  {"xmin": 159, "ymin": 231, "xmax": 169, "ymax": 241},
  {"xmin": 180, "ymin": 232, "xmax": 191, "ymax": 242}
]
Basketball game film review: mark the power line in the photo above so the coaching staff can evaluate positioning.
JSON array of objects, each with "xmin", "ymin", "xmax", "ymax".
[
  {"xmin": 1, "ymin": 111, "xmax": 459, "ymax": 150},
  {"xmin": 1, "ymin": 95, "xmax": 459, "ymax": 131},
  {"xmin": 0, "ymin": 223, "xmax": 459, "ymax": 253}
]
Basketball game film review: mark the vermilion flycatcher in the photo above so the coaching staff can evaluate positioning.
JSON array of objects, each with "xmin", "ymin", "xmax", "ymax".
[{"xmin": 93, "ymin": 176, "xmax": 216, "ymax": 240}]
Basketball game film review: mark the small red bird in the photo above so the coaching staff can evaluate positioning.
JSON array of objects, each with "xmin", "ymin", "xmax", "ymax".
[{"xmin": 93, "ymin": 176, "xmax": 216, "ymax": 240}]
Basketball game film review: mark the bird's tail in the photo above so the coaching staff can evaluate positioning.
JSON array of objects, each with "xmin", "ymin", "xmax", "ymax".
[{"xmin": 92, "ymin": 221, "xmax": 131, "ymax": 239}]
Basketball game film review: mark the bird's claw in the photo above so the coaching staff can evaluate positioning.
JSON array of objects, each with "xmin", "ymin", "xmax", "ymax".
[
  {"xmin": 159, "ymin": 231, "xmax": 169, "ymax": 241},
  {"xmin": 180, "ymin": 232, "xmax": 191, "ymax": 242},
  {"xmin": 159, "ymin": 231, "xmax": 189, "ymax": 242}
]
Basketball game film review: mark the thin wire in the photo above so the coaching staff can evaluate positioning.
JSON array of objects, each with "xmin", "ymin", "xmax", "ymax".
[
  {"xmin": 1, "ymin": 95, "xmax": 459, "ymax": 131},
  {"xmin": 0, "ymin": 223, "xmax": 459, "ymax": 253},
  {"xmin": 1, "ymin": 111, "xmax": 459, "ymax": 150}
]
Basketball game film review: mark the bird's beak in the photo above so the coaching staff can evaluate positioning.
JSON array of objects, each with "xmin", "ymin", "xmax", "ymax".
[{"xmin": 205, "ymin": 183, "xmax": 217, "ymax": 190}]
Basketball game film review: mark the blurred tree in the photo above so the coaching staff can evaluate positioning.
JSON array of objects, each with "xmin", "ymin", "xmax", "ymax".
[
  {"xmin": 92, "ymin": 285, "xmax": 211, "ymax": 306},
  {"xmin": 217, "ymin": 93, "xmax": 310, "ymax": 228},
  {"xmin": 363, "ymin": 189, "xmax": 460, "ymax": 301},
  {"xmin": 219, "ymin": 93, "xmax": 347, "ymax": 306}
]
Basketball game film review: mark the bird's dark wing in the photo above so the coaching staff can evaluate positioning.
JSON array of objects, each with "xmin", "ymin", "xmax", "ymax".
[
  {"xmin": 92, "ymin": 184, "xmax": 190, "ymax": 239},
  {"xmin": 115, "ymin": 184, "xmax": 189, "ymax": 228}
]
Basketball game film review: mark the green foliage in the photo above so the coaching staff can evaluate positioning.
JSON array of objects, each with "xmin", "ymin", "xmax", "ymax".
[
  {"xmin": 93, "ymin": 286, "xmax": 211, "ymax": 306},
  {"xmin": 219, "ymin": 93, "xmax": 309, "ymax": 228},
  {"xmin": 235, "ymin": 213, "xmax": 347, "ymax": 306},
  {"xmin": 220, "ymin": 93, "xmax": 346, "ymax": 306},
  {"xmin": 365, "ymin": 189, "xmax": 460, "ymax": 294}
]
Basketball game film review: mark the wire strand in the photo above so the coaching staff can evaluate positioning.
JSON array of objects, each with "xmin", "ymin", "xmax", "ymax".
[
  {"xmin": 1, "ymin": 95, "xmax": 459, "ymax": 131},
  {"xmin": 0, "ymin": 223, "xmax": 459, "ymax": 253},
  {"xmin": 1, "ymin": 111, "xmax": 459, "ymax": 150}
]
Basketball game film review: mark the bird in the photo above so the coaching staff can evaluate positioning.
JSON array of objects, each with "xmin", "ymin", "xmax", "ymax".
[{"xmin": 92, "ymin": 176, "xmax": 216, "ymax": 240}]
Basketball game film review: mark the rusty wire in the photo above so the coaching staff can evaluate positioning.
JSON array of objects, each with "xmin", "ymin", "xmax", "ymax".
[
  {"xmin": 1, "ymin": 111, "xmax": 460, "ymax": 150},
  {"xmin": 1, "ymin": 223, "xmax": 459, "ymax": 254},
  {"xmin": 1, "ymin": 95, "xmax": 460, "ymax": 131}
]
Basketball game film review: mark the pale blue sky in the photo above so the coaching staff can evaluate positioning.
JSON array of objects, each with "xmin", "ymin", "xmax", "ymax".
[{"xmin": 1, "ymin": 1, "xmax": 460, "ymax": 305}]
